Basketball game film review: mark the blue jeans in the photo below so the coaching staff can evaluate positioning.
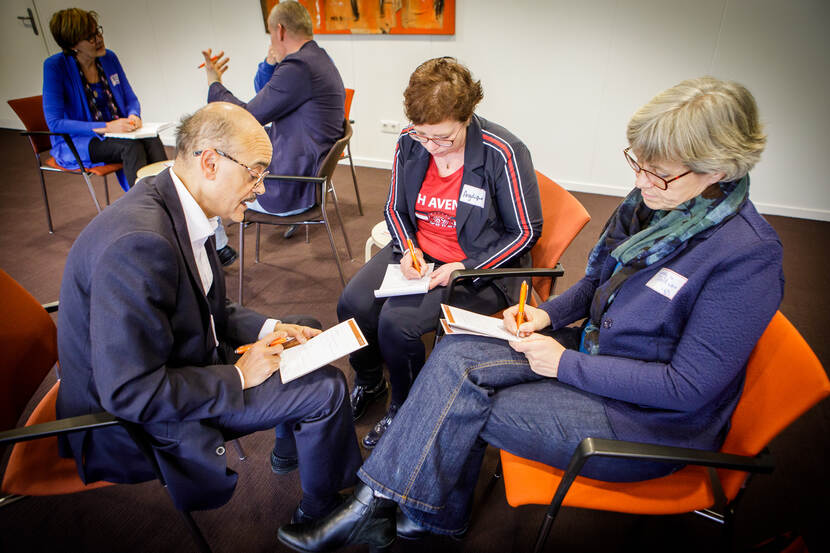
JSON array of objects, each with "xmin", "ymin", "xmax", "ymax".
[{"xmin": 357, "ymin": 334, "xmax": 679, "ymax": 534}]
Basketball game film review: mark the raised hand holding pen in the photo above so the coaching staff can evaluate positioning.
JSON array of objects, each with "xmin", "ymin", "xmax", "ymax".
[{"xmin": 201, "ymin": 49, "xmax": 229, "ymax": 85}]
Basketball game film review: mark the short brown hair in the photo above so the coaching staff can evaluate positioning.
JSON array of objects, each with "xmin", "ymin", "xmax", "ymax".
[
  {"xmin": 269, "ymin": 1, "xmax": 313, "ymax": 39},
  {"xmin": 404, "ymin": 57, "xmax": 483, "ymax": 125},
  {"xmin": 50, "ymin": 8, "xmax": 99, "ymax": 53},
  {"xmin": 627, "ymin": 76, "xmax": 766, "ymax": 181}
]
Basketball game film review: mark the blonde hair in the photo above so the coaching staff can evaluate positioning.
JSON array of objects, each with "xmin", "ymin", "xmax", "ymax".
[
  {"xmin": 268, "ymin": 1, "xmax": 313, "ymax": 39},
  {"xmin": 627, "ymin": 76, "xmax": 766, "ymax": 181}
]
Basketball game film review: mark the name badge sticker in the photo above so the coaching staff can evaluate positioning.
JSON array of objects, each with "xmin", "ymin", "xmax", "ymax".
[
  {"xmin": 459, "ymin": 184, "xmax": 485, "ymax": 208},
  {"xmin": 110, "ymin": 74, "xmax": 120, "ymax": 87},
  {"xmin": 645, "ymin": 268, "xmax": 688, "ymax": 300}
]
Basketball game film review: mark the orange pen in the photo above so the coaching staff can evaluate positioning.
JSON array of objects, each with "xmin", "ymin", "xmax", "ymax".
[
  {"xmin": 406, "ymin": 238, "xmax": 421, "ymax": 273},
  {"xmin": 515, "ymin": 280, "xmax": 528, "ymax": 336},
  {"xmin": 234, "ymin": 335, "xmax": 295, "ymax": 355},
  {"xmin": 197, "ymin": 55, "xmax": 219, "ymax": 69}
]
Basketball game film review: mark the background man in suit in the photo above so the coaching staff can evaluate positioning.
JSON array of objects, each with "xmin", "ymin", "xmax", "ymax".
[
  {"xmin": 202, "ymin": 1, "xmax": 346, "ymax": 241},
  {"xmin": 56, "ymin": 102, "xmax": 361, "ymax": 521}
]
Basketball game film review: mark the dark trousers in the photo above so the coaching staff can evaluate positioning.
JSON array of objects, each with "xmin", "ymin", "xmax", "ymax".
[
  {"xmin": 218, "ymin": 315, "xmax": 362, "ymax": 510},
  {"xmin": 337, "ymin": 243, "xmax": 511, "ymax": 406},
  {"xmin": 89, "ymin": 136, "xmax": 166, "ymax": 188}
]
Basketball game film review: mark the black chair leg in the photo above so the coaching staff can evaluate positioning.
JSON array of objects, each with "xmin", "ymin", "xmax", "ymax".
[
  {"xmin": 37, "ymin": 169, "xmax": 53, "ymax": 234},
  {"xmin": 178, "ymin": 509, "xmax": 213, "ymax": 553}
]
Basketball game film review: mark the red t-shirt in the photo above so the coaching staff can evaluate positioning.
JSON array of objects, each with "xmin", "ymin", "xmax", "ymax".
[{"xmin": 415, "ymin": 158, "xmax": 466, "ymax": 262}]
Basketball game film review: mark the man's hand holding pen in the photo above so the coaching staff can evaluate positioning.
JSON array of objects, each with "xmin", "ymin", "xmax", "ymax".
[
  {"xmin": 201, "ymin": 49, "xmax": 229, "ymax": 85},
  {"xmin": 234, "ymin": 324, "xmax": 321, "ymax": 389}
]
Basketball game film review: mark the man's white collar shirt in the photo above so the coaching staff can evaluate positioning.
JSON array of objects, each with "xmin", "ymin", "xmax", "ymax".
[{"xmin": 170, "ymin": 167, "xmax": 218, "ymax": 296}]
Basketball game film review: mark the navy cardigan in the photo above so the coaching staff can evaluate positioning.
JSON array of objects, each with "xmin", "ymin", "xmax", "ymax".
[{"xmin": 543, "ymin": 199, "xmax": 784, "ymax": 451}]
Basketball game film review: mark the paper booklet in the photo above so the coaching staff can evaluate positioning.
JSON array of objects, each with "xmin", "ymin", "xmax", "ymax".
[
  {"xmin": 373, "ymin": 263, "xmax": 435, "ymax": 298},
  {"xmin": 104, "ymin": 121, "xmax": 173, "ymax": 139},
  {"xmin": 440, "ymin": 304, "xmax": 526, "ymax": 342},
  {"xmin": 279, "ymin": 318, "xmax": 368, "ymax": 384}
]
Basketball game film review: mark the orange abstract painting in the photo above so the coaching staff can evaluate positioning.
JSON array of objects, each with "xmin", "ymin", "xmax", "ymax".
[{"xmin": 261, "ymin": 0, "xmax": 455, "ymax": 35}]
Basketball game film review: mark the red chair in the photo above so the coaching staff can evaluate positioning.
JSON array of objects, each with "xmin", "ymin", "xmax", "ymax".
[
  {"xmin": 500, "ymin": 311, "xmax": 830, "ymax": 552},
  {"xmin": 7, "ymin": 95, "xmax": 121, "ymax": 233},
  {"xmin": 341, "ymin": 88, "xmax": 363, "ymax": 215},
  {"xmin": 0, "ymin": 269, "xmax": 213, "ymax": 552}
]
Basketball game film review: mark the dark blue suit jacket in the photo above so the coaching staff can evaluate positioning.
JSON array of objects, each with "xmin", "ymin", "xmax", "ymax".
[
  {"xmin": 208, "ymin": 41, "xmax": 345, "ymax": 213},
  {"xmin": 56, "ymin": 169, "xmax": 266, "ymax": 510}
]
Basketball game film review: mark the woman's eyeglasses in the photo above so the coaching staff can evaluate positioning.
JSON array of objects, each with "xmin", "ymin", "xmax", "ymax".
[
  {"xmin": 408, "ymin": 124, "xmax": 465, "ymax": 148},
  {"xmin": 84, "ymin": 26, "xmax": 104, "ymax": 42},
  {"xmin": 623, "ymin": 147, "xmax": 691, "ymax": 190}
]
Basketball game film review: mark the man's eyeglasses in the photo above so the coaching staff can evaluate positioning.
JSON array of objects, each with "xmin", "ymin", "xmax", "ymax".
[
  {"xmin": 193, "ymin": 148, "xmax": 269, "ymax": 188},
  {"xmin": 407, "ymin": 124, "xmax": 464, "ymax": 148},
  {"xmin": 85, "ymin": 25, "xmax": 103, "ymax": 42},
  {"xmin": 623, "ymin": 147, "xmax": 691, "ymax": 191}
]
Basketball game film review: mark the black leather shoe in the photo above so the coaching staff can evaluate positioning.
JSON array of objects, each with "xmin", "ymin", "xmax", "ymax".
[
  {"xmin": 283, "ymin": 224, "xmax": 298, "ymax": 239},
  {"xmin": 350, "ymin": 378, "xmax": 388, "ymax": 422},
  {"xmin": 277, "ymin": 483, "xmax": 396, "ymax": 552},
  {"xmin": 362, "ymin": 404, "xmax": 398, "ymax": 450},
  {"xmin": 396, "ymin": 509, "xmax": 429, "ymax": 540},
  {"xmin": 291, "ymin": 495, "xmax": 346, "ymax": 524},
  {"xmin": 217, "ymin": 245, "xmax": 238, "ymax": 266},
  {"xmin": 270, "ymin": 450, "xmax": 299, "ymax": 474},
  {"xmin": 397, "ymin": 510, "xmax": 467, "ymax": 541}
]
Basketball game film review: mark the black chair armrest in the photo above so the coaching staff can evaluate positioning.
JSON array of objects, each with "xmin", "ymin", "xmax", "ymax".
[
  {"xmin": 21, "ymin": 130, "xmax": 89, "ymax": 172},
  {"xmin": 0, "ymin": 412, "xmax": 118, "ymax": 445},
  {"xmin": 265, "ymin": 174, "xmax": 325, "ymax": 184},
  {"xmin": 42, "ymin": 301, "xmax": 59, "ymax": 313},
  {"xmin": 446, "ymin": 264, "xmax": 564, "ymax": 305},
  {"xmin": 572, "ymin": 437, "xmax": 774, "ymax": 473}
]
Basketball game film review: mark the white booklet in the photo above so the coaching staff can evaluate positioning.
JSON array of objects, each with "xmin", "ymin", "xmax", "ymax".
[
  {"xmin": 373, "ymin": 263, "xmax": 435, "ymax": 298},
  {"xmin": 104, "ymin": 121, "xmax": 173, "ymax": 139},
  {"xmin": 440, "ymin": 304, "xmax": 525, "ymax": 342},
  {"xmin": 279, "ymin": 318, "xmax": 368, "ymax": 384}
]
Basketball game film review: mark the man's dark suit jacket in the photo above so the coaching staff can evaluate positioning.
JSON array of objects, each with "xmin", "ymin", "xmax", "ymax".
[
  {"xmin": 208, "ymin": 40, "xmax": 345, "ymax": 214},
  {"xmin": 57, "ymin": 169, "xmax": 266, "ymax": 510}
]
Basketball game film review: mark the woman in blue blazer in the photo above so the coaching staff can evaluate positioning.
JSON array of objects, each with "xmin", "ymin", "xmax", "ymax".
[
  {"xmin": 43, "ymin": 8, "xmax": 166, "ymax": 191},
  {"xmin": 277, "ymin": 76, "xmax": 785, "ymax": 551}
]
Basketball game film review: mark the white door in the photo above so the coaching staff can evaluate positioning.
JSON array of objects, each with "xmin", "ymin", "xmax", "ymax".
[{"xmin": 0, "ymin": 0, "xmax": 53, "ymax": 128}]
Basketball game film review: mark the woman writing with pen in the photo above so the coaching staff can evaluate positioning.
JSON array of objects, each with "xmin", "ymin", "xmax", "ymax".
[
  {"xmin": 336, "ymin": 57, "xmax": 543, "ymax": 449},
  {"xmin": 278, "ymin": 76, "xmax": 784, "ymax": 551},
  {"xmin": 43, "ymin": 8, "xmax": 166, "ymax": 190}
]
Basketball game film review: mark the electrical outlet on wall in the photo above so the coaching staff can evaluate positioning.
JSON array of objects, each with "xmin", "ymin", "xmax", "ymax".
[{"xmin": 380, "ymin": 120, "xmax": 401, "ymax": 134}]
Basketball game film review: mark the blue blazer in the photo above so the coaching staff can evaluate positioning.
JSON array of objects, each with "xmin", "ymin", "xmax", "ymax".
[
  {"xmin": 42, "ymin": 50, "xmax": 140, "ymax": 191},
  {"xmin": 208, "ymin": 41, "xmax": 345, "ymax": 213},
  {"xmin": 56, "ymin": 169, "xmax": 267, "ymax": 511},
  {"xmin": 541, "ymin": 198, "xmax": 784, "ymax": 452}
]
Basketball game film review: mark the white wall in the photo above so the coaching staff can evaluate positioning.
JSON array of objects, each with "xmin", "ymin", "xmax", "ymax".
[{"xmin": 6, "ymin": 0, "xmax": 830, "ymax": 220}]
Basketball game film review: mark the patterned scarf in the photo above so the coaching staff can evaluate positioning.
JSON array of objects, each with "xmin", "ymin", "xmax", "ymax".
[
  {"xmin": 580, "ymin": 175, "xmax": 749, "ymax": 355},
  {"xmin": 74, "ymin": 55, "xmax": 122, "ymax": 122}
]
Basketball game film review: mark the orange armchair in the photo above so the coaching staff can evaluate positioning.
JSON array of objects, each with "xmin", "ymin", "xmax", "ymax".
[
  {"xmin": 500, "ymin": 311, "xmax": 830, "ymax": 552},
  {"xmin": 0, "ymin": 270, "xmax": 213, "ymax": 553}
]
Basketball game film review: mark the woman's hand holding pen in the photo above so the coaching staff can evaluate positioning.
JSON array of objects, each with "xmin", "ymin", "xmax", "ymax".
[
  {"xmin": 96, "ymin": 118, "xmax": 134, "ymax": 134},
  {"xmin": 127, "ymin": 114, "xmax": 142, "ymax": 130},
  {"xmin": 503, "ymin": 304, "xmax": 550, "ymax": 337},
  {"xmin": 502, "ymin": 304, "xmax": 562, "ymax": 377},
  {"xmin": 400, "ymin": 248, "xmax": 426, "ymax": 280},
  {"xmin": 201, "ymin": 49, "xmax": 229, "ymax": 85}
]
